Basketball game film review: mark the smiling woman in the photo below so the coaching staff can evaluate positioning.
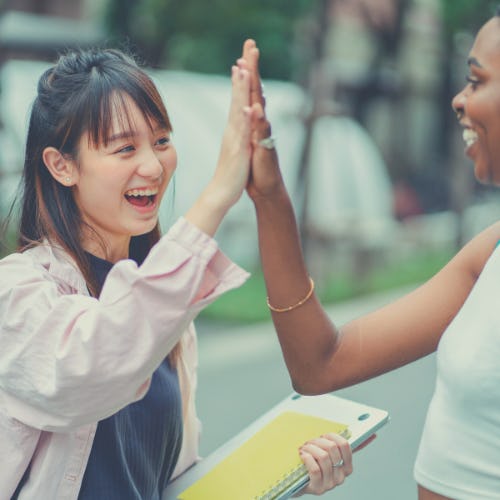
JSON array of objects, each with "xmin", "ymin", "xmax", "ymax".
[
  {"xmin": 452, "ymin": 15, "xmax": 500, "ymax": 185},
  {"xmin": 0, "ymin": 46, "xmax": 253, "ymax": 499},
  {"xmin": 0, "ymin": 43, "xmax": 352, "ymax": 500},
  {"xmin": 42, "ymin": 93, "xmax": 177, "ymax": 264},
  {"xmin": 242, "ymin": 7, "xmax": 500, "ymax": 500}
]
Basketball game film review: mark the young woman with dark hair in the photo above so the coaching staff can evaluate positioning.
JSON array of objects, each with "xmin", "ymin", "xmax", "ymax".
[{"xmin": 0, "ymin": 46, "xmax": 351, "ymax": 498}]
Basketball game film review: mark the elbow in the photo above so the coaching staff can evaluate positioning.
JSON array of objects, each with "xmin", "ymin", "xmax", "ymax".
[
  {"xmin": 5, "ymin": 376, "xmax": 149, "ymax": 433},
  {"xmin": 291, "ymin": 381, "xmax": 321, "ymax": 396},
  {"xmin": 290, "ymin": 373, "xmax": 335, "ymax": 396},
  {"xmin": 288, "ymin": 357, "xmax": 346, "ymax": 395}
]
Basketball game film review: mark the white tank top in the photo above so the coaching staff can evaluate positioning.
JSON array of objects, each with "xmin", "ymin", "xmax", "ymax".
[{"xmin": 414, "ymin": 244, "xmax": 500, "ymax": 499}]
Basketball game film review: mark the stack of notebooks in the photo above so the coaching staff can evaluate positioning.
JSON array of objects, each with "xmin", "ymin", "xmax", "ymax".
[{"xmin": 164, "ymin": 392, "xmax": 389, "ymax": 500}]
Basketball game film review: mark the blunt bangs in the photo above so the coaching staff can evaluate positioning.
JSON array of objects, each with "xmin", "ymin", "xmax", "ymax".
[{"xmin": 60, "ymin": 63, "xmax": 172, "ymax": 153}]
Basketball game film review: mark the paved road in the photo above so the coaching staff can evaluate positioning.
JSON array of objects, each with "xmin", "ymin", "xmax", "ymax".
[{"xmin": 193, "ymin": 285, "xmax": 436, "ymax": 500}]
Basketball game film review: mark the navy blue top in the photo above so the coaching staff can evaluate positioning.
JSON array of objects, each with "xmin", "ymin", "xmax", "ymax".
[{"xmin": 78, "ymin": 253, "xmax": 183, "ymax": 499}]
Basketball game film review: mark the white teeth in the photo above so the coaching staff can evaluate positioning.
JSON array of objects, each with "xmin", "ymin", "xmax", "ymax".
[
  {"xmin": 463, "ymin": 128, "xmax": 478, "ymax": 147},
  {"xmin": 125, "ymin": 188, "xmax": 158, "ymax": 197}
]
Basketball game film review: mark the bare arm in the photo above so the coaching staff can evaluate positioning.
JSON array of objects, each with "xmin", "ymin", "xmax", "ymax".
[{"xmin": 241, "ymin": 41, "xmax": 500, "ymax": 394}]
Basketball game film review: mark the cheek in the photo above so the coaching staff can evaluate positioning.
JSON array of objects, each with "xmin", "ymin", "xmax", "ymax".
[
  {"xmin": 162, "ymin": 149, "xmax": 177, "ymax": 180},
  {"xmin": 75, "ymin": 174, "xmax": 123, "ymax": 210},
  {"xmin": 480, "ymin": 88, "xmax": 500, "ymax": 131},
  {"xmin": 156, "ymin": 150, "xmax": 177, "ymax": 197},
  {"xmin": 167, "ymin": 149, "xmax": 177, "ymax": 173},
  {"xmin": 488, "ymin": 136, "xmax": 500, "ymax": 175}
]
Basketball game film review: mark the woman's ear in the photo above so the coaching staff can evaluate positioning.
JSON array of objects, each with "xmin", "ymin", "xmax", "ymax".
[{"xmin": 42, "ymin": 147, "xmax": 77, "ymax": 186}]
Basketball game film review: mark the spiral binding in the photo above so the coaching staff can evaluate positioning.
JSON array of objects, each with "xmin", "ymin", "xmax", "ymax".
[{"xmin": 256, "ymin": 463, "xmax": 308, "ymax": 500}]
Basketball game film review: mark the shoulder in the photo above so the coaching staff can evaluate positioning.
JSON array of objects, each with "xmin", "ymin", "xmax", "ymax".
[
  {"xmin": 0, "ymin": 249, "xmax": 41, "ymax": 276},
  {"xmin": 0, "ymin": 249, "xmax": 47, "ymax": 292},
  {"xmin": 452, "ymin": 221, "xmax": 500, "ymax": 280},
  {"xmin": 0, "ymin": 244, "xmax": 83, "ymax": 294}
]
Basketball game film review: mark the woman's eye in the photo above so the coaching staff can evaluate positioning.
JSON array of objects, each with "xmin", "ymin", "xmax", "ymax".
[
  {"xmin": 156, "ymin": 136, "xmax": 170, "ymax": 146},
  {"xmin": 116, "ymin": 145, "xmax": 135, "ymax": 154},
  {"xmin": 466, "ymin": 76, "xmax": 480, "ymax": 89}
]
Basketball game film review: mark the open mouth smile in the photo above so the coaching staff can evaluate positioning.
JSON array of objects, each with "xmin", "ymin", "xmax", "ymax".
[
  {"xmin": 463, "ymin": 128, "xmax": 478, "ymax": 148},
  {"xmin": 124, "ymin": 187, "xmax": 159, "ymax": 208}
]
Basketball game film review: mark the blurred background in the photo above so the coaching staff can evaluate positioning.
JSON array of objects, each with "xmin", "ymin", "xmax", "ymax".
[
  {"xmin": 1, "ymin": 1, "xmax": 500, "ymax": 498},
  {"xmin": 2, "ymin": 0, "xmax": 500, "ymax": 310}
]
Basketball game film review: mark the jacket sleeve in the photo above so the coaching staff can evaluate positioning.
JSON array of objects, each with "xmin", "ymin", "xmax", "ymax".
[
  {"xmin": 0, "ymin": 217, "xmax": 249, "ymax": 431},
  {"xmin": 170, "ymin": 322, "xmax": 202, "ymax": 480}
]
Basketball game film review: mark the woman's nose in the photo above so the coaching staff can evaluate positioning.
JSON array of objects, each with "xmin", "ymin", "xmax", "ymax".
[
  {"xmin": 451, "ymin": 88, "xmax": 466, "ymax": 120},
  {"xmin": 137, "ymin": 149, "xmax": 163, "ymax": 180}
]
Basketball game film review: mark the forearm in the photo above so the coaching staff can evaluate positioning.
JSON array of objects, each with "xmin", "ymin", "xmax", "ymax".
[
  {"xmin": 184, "ymin": 181, "xmax": 231, "ymax": 237},
  {"xmin": 253, "ymin": 189, "xmax": 341, "ymax": 393},
  {"xmin": 0, "ymin": 221, "xmax": 248, "ymax": 429}
]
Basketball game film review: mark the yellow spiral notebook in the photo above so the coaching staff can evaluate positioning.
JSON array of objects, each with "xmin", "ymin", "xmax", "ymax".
[
  {"xmin": 165, "ymin": 393, "xmax": 389, "ymax": 500},
  {"xmin": 178, "ymin": 411, "xmax": 349, "ymax": 500}
]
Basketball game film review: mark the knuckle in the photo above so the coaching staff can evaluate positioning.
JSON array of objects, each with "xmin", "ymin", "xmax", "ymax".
[
  {"xmin": 340, "ymin": 442, "xmax": 351, "ymax": 455},
  {"xmin": 308, "ymin": 464, "xmax": 321, "ymax": 477}
]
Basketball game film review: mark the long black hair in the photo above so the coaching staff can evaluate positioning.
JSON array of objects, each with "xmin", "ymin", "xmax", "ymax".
[{"xmin": 19, "ymin": 48, "xmax": 172, "ymax": 296}]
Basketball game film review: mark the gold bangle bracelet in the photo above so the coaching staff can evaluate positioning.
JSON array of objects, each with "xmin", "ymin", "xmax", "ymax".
[{"xmin": 267, "ymin": 278, "xmax": 315, "ymax": 313}]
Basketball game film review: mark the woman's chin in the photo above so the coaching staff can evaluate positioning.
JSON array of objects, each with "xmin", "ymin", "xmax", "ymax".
[
  {"xmin": 473, "ymin": 161, "xmax": 495, "ymax": 185},
  {"xmin": 132, "ymin": 221, "xmax": 159, "ymax": 237}
]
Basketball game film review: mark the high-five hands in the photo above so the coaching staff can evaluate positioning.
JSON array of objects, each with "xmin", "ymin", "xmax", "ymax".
[
  {"xmin": 185, "ymin": 55, "xmax": 254, "ymax": 235},
  {"xmin": 238, "ymin": 38, "xmax": 355, "ymax": 496},
  {"xmin": 237, "ymin": 39, "xmax": 286, "ymax": 201}
]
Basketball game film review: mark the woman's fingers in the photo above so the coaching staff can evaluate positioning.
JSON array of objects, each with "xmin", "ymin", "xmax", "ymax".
[
  {"xmin": 238, "ymin": 38, "xmax": 285, "ymax": 199},
  {"xmin": 184, "ymin": 61, "xmax": 252, "ymax": 236},
  {"xmin": 250, "ymin": 102, "xmax": 273, "ymax": 148},
  {"xmin": 211, "ymin": 63, "xmax": 253, "ymax": 206},
  {"xmin": 228, "ymin": 65, "xmax": 251, "ymax": 125},
  {"xmin": 241, "ymin": 39, "xmax": 265, "ymax": 108},
  {"xmin": 322, "ymin": 432, "xmax": 353, "ymax": 474},
  {"xmin": 237, "ymin": 41, "xmax": 272, "ymax": 150},
  {"xmin": 297, "ymin": 433, "xmax": 353, "ymax": 496}
]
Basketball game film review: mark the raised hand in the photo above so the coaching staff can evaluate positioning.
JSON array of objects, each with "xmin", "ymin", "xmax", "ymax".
[
  {"xmin": 211, "ymin": 63, "xmax": 253, "ymax": 208},
  {"xmin": 238, "ymin": 39, "xmax": 286, "ymax": 201},
  {"xmin": 185, "ymin": 63, "xmax": 253, "ymax": 235}
]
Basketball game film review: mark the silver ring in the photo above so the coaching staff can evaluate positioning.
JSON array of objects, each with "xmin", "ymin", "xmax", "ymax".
[
  {"xmin": 332, "ymin": 458, "xmax": 344, "ymax": 468},
  {"xmin": 258, "ymin": 136, "xmax": 276, "ymax": 150}
]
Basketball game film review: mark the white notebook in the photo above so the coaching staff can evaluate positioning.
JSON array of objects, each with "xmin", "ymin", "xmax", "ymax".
[{"xmin": 164, "ymin": 392, "xmax": 389, "ymax": 500}]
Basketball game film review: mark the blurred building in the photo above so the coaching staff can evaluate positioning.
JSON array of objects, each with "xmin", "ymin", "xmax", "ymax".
[
  {"xmin": 322, "ymin": 0, "xmax": 445, "ymax": 215},
  {"xmin": 3, "ymin": 0, "xmax": 489, "ymax": 269},
  {"xmin": 2, "ymin": 0, "xmax": 85, "ymax": 18},
  {"xmin": 0, "ymin": 0, "xmax": 104, "ymax": 63}
]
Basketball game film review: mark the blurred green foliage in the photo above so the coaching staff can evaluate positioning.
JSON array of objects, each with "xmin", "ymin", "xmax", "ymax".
[
  {"xmin": 441, "ymin": 0, "xmax": 498, "ymax": 37},
  {"xmin": 104, "ymin": 0, "xmax": 314, "ymax": 80},
  {"xmin": 200, "ymin": 247, "xmax": 454, "ymax": 323},
  {"xmin": 0, "ymin": 222, "xmax": 17, "ymax": 258},
  {"xmin": 104, "ymin": 1, "xmax": 500, "ymax": 81}
]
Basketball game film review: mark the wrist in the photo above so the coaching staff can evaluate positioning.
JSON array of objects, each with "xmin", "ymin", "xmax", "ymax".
[
  {"xmin": 185, "ymin": 182, "xmax": 231, "ymax": 237},
  {"xmin": 251, "ymin": 183, "xmax": 290, "ymax": 207}
]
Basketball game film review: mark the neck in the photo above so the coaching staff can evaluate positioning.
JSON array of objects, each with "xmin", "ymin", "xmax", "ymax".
[{"xmin": 81, "ymin": 231, "xmax": 130, "ymax": 263}]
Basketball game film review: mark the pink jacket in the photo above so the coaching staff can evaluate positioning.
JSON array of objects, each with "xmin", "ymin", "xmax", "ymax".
[{"xmin": 0, "ymin": 217, "xmax": 249, "ymax": 499}]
